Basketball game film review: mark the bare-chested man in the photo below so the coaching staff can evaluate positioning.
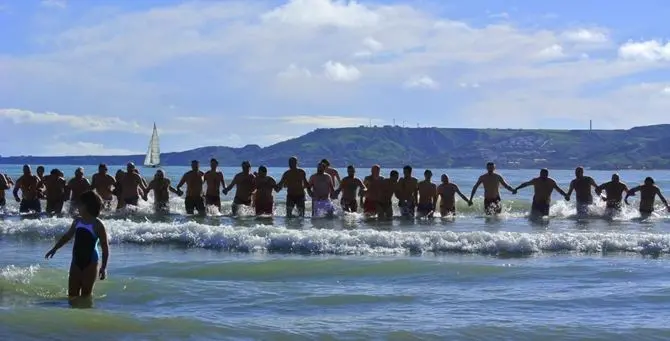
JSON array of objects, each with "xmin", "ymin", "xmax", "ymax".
[
  {"xmin": 396, "ymin": 165, "xmax": 419, "ymax": 218},
  {"xmin": 377, "ymin": 170, "xmax": 399, "ymax": 219},
  {"xmin": 44, "ymin": 169, "xmax": 67, "ymax": 215},
  {"xmin": 333, "ymin": 165, "xmax": 366, "ymax": 213},
  {"xmin": 119, "ymin": 163, "xmax": 147, "ymax": 207},
  {"xmin": 113, "ymin": 169, "xmax": 126, "ymax": 209},
  {"xmin": 566, "ymin": 166, "xmax": 598, "ymax": 215},
  {"xmin": 321, "ymin": 159, "xmax": 341, "ymax": 188},
  {"xmin": 276, "ymin": 157, "xmax": 309, "ymax": 218},
  {"xmin": 145, "ymin": 170, "xmax": 181, "ymax": 214},
  {"xmin": 309, "ymin": 162, "xmax": 334, "ymax": 217},
  {"xmin": 36, "ymin": 166, "xmax": 46, "ymax": 199},
  {"xmin": 596, "ymin": 174, "xmax": 629, "ymax": 214},
  {"xmin": 66, "ymin": 167, "xmax": 91, "ymax": 214},
  {"xmin": 0, "ymin": 172, "xmax": 13, "ymax": 209},
  {"xmin": 362, "ymin": 165, "xmax": 384, "ymax": 216},
  {"xmin": 469, "ymin": 162, "xmax": 517, "ymax": 215},
  {"xmin": 437, "ymin": 174, "xmax": 471, "ymax": 217},
  {"xmin": 223, "ymin": 161, "xmax": 256, "ymax": 216},
  {"xmin": 254, "ymin": 166, "xmax": 277, "ymax": 216},
  {"xmin": 515, "ymin": 168, "xmax": 568, "ymax": 217},
  {"xmin": 417, "ymin": 170, "xmax": 437, "ymax": 218},
  {"xmin": 13, "ymin": 165, "xmax": 43, "ymax": 213},
  {"xmin": 176, "ymin": 160, "xmax": 206, "ymax": 215},
  {"xmin": 91, "ymin": 164, "xmax": 117, "ymax": 209},
  {"xmin": 204, "ymin": 158, "xmax": 226, "ymax": 210},
  {"xmin": 625, "ymin": 177, "xmax": 670, "ymax": 217}
]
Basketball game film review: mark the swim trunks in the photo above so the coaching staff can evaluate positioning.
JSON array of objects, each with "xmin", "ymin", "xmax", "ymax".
[
  {"xmin": 340, "ymin": 198, "xmax": 358, "ymax": 212},
  {"xmin": 312, "ymin": 199, "xmax": 335, "ymax": 216},
  {"xmin": 484, "ymin": 196, "xmax": 501, "ymax": 215},
  {"xmin": 531, "ymin": 201, "xmax": 550, "ymax": 216},
  {"xmin": 205, "ymin": 195, "xmax": 221, "ymax": 207},
  {"xmin": 378, "ymin": 201, "xmax": 393, "ymax": 218},
  {"xmin": 255, "ymin": 200, "xmax": 274, "ymax": 215},
  {"xmin": 19, "ymin": 199, "xmax": 41, "ymax": 213},
  {"xmin": 417, "ymin": 203, "xmax": 434, "ymax": 216},
  {"xmin": 71, "ymin": 219, "xmax": 99, "ymax": 270},
  {"xmin": 286, "ymin": 194, "xmax": 306, "ymax": 210},
  {"xmin": 232, "ymin": 197, "xmax": 252, "ymax": 216},
  {"xmin": 576, "ymin": 200, "xmax": 591, "ymax": 215},
  {"xmin": 185, "ymin": 196, "xmax": 205, "ymax": 214},
  {"xmin": 123, "ymin": 196, "xmax": 139, "ymax": 206},
  {"xmin": 46, "ymin": 199, "xmax": 64, "ymax": 214},
  {"xmin": 398, "ymin": 200, "xmax": 416, "ymax": 217},
  {"xmin": 364, "ymin": 199, "xmax": 377, "ymax": 214}
]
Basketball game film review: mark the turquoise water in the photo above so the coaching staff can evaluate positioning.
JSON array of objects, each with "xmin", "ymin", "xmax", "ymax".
[{"xmin": 2, "ymin": 165, "xmax": 670, "ymax": 340}]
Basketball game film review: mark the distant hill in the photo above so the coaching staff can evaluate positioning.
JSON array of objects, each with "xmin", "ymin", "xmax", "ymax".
[{"xmin": 3, "ymin": 125, "xmax": 670, "ymax": 169}]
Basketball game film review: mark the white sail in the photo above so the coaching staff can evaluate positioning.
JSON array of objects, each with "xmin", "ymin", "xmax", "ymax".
[{"xmin": 144, "ymin": 123, "xmax": 160, "ymax": 167}]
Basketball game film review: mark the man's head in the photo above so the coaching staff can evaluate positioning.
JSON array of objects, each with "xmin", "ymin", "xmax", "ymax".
[
  {"xmin": 486, "ymin": 162, "xmax": 495, "ymax": 174},
  {"xmin": 371, "ymin": 164, "xmax": 380, "ymax": 177},
  {"xmin": 389, "ymin": 170, "xmax": 399, "ymax": 181},
  {"xmin": 98, "ymin": 163, "xmax": 108, "ymax": 174},
  {"xmin": 321, "ymin": 159, "xmax": 330, "ymax": 167},
  {"xmin": 317, "ymin": 162, "xmax": 326, "ymax": 173},
  {"xmin": 22, "ymin": 164, "xmax": 31, "ymax": 175},
  {"xmin": 127, "ymin": 162, "xmax": 136, "ymax": 172},
  {"xmin": 645, "ymin": 177, "xmax": 654, "ymax": 186},
  {"xmin": 441, "ymin": 174, "xmax": 449, "ymax": 184},
  {"xmin": 403, "ymin": 165, "xmax": 412, "ymax": 177},
  {"xmin": 611, "ymin": 173, "xmax": 620, "ymax": 183},
  {"xmin": 288, "ymin": 156, "xmax": 298, "ymax": 169},
  {"xmin": 210, "ymin": 158, "xmax": 219, "ymax": 169},
  {"xmin": 75, "ymin": 167, "xmax": 84, "ymax": 178},
  {"xmin": 36, "ymin": 166, "xmax": 45, "ymax": 176},
  {"xmin": 258, "ymin": 165, "xmax": 267, "ymax": 177},
  {"xmin": 155, "ymin": 169, "xmax": 165, "ymax": 179},
  {"xmin": 347, "ymin": 165, "xmax": 355, "ymax": 177},
  {"xmin": 539, "ymin": 168, "xmax": 549, "ymax": 178},
  {"xmin": 191, "ymin": 160, "xmax": 199, "ymax": 171},
  {"xmin": 424, "ymin": 169, "xmax": 432, "ymax": 180},
  {"xmin": 575, "ymin": 166, "xmax": 584, "ymax": 178},
  {"xmin": 50, "ymin": 169, "xmax": 59, "ymax": 176},
  {"xmin": 242, "ymin": 161, "xmax": 251, "ymax": 172}
]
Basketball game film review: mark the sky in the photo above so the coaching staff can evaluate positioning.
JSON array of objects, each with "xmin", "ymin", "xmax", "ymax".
[{"xmin": 1, "ymin": 0, "xmax": 669, "ymax": 156}]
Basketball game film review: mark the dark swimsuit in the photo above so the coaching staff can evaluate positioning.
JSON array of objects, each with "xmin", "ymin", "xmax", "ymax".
[{"xmin": 72, "ymin": 220, "xmax": 100, "ymax": 270}]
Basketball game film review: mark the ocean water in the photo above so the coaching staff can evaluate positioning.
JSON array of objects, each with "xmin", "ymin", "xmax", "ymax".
[{"xmin": 1, "ymin": 165, "xmax": 670, "ymax": 340}]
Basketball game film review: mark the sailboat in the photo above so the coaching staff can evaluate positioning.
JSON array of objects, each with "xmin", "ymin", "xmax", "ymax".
[{"xmin": 143, "ymin": 123, "xmax": 160, "ymax": 168}]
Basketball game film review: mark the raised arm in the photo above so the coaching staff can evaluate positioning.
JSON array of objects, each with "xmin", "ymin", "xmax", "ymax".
[
  {"xmin": 45, "ymin": 220, "xmax": 77, "ymax": 258},
  {"xmin": 469, "ymin": 177, "xmax": 483, "ymax": 201}
]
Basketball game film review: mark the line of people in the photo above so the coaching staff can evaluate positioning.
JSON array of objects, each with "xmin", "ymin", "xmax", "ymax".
[{"xmin": 1, "ymin": 159, "xmax": 669, "ymax": 218}]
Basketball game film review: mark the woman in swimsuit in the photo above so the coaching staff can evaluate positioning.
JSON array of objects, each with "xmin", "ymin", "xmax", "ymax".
[{"xmin": 45, "ymin": 190, "xmax": 109, "ymax": 305}]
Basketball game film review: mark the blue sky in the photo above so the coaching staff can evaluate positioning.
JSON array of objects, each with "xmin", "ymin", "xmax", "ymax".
[{"xmin": 1, "ymin": 0, "xmax": 669, "ymax": 156}]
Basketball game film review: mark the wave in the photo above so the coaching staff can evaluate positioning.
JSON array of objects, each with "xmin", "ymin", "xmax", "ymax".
[{"xmin": 2, "ymin": 218, "xmax": 670, "ymax": 256}]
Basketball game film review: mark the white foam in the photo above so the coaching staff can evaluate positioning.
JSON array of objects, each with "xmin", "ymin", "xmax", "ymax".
[
  {"xmin": 0, "ymin": 265, "xmax": 40, "ymax": 284},
  {"xmin": 2, "ymin": 218, "xmax": 670, "ymax": 255}
]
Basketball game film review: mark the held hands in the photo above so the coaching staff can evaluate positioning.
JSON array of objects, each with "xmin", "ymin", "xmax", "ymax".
[
  {"xmin": 564, "ymin": 194, "xmax": 570, "ymax": 201},
  {"xmin": 467, "ymin": 200, "xmax": 473, "ymax": 206}
]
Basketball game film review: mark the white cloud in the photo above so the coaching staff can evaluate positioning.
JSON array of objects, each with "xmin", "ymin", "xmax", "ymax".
[
  {"xmin": 41, "ymin": 142, "xmax": 138, "ymax": 156},
  {"xmin": 458, "ymin": 82, "xmax": 480, "ymax": 89},
  {"xmin": 662, "ymin": 87, "xmax": 670, "ymax": 95},
  {"xmin": 362, "ymin": 37, "xmax": 383, "ymax": 51},
  {"xmin": 276, "ymin": 115, "xmax": 382, "ymax": 127},
  {"xmin": 323, "ymin": 61, "xmax": 360, "ymax": 82},
  {"xmin": 618, "ymin": 40, "xmax": 670, "ymax": 61},
  {"xmin": 537, "ymin": 44, "xmax": 565, "ymax": 59},
  {"xmin": 562, "ymin": 29, "xmax": 608, "ymax": 43},
  {"xmin": 277, "ymin": 64, "xmax": 312, "ymax": 79},
  {"xmin": 261, "ymin": 0, "xmax": 379, "ymax": 27},
  {"xmin": 40, "ymin": 0, "xmax": 66, "ymax": 9},
  {"xmin": 0, "ymin": 109, "xmax": 144, "ymax": 133},
  {"xmin": 404, "ymin": 76, "xmax": 439, "ymax": 89}
]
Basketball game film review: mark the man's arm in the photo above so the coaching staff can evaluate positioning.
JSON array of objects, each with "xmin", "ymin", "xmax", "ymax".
[
  {"xmin": 469, "ymin": 177, "xmax": 482, "ymax": 201},
  {"xmin": 498, "ymin": 175, "xmax": 516, "ymax": 194},
  {"xmin": 413, "ymin": 179, "xmax": 419, "ymax": 204},
  {"xmin": 553, "ymin": 180, "xmax": 568, "ymax": 197},
  {"xmin": 218, "ymin": 172, "xmax": 226, "ymax": 193},
  {"xmin": 223, "ymin": 174, "xmax": 238, "ymax": 194},
  {"xmin": 656, "ymin": 187, "xmax": 670, "ymax": 209},
  {"xmin": 0, "ymin": 174, "xmax": 7, "ymax": 190},
  {"xmin": 624, "ymin": 186, "xmax": 640, "ymax": 205},
  {"xmin": 431, "ymin": 184, "xmax": 438, "ymax": 206},
  {"xmin": 136, "ymin": 174, "xmax": 148, "ymax": 195},
  {"xmin": 453, "ymin": 184, "xmax": 471, "ymax": 204},
  {"xmin": 566, "ymin": 180, "xmax": 575, "ymax": 200},
  {"xmin": 514, "ymin": 179, "xmax": 534, "ymax": 192},
  {"xmin": 176, "ymin": 173, "xmax": 187, "ymax": 191},
  {"xmin": 12, "ymin": 176, "xmax": 22, "ymax": 201},
  {"xmin": 90, "ymin": 174, "xmax": 98, "ymax": 190},
  {"xmin": 275, "ymin": 172, "xmax": 287, "ymax": 192}
]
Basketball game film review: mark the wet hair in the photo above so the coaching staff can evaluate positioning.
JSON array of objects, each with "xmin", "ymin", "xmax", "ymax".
[
  {"xmin": 259, "ymin": 165, "xmax": 267, "ymax": 173},
  {"xmin": 79, "ymin": 190, "xmax": 103, "ymax": 218},
  {"xmin": 645, "ymin": 177, "xmax": 654, "ymax": 185},
  {"xmin": 403, "ymin": 165, "xmax": 412, "ymax": 172},
  {"xmin": 321, "ymin": 159, "xmax": 330, "ymax": 166},
  {"xmin": 390, "ymin": 170, "xmax": 399, "ymax": 177},
  {"xmin": 211, "ymin": 158, "xmax": 218, "ymax": 164}
]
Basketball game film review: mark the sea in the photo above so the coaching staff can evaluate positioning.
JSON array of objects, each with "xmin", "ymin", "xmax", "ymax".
[{"xmin": 1, "ymin": 165, "xmax": 670, "ymax": 341}]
